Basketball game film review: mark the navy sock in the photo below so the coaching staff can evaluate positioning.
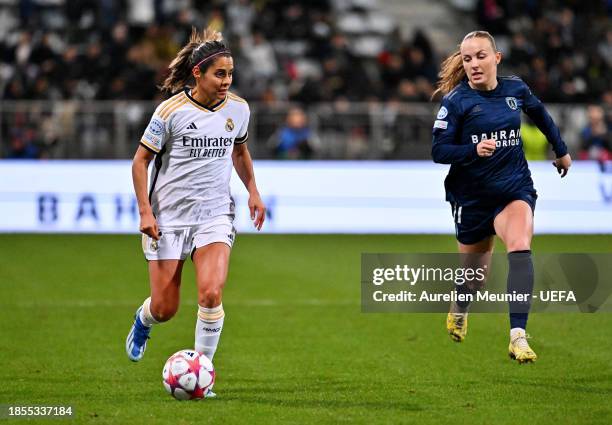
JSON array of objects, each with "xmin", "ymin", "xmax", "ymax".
[
  {"xmin": 455, "ymin": 281, "xmax": 473, "ymax": 309},
  {"xmin": 507, "ymin": 250, "xmax": 534, "ymax": 330},
  {"xmin": 454, "ymin": 253, "xmax": 488, "ymax": 311}
]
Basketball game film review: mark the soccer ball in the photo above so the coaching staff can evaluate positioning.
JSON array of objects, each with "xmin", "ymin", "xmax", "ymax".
[{"xmin": 162, "ymin": 350, "xmax": 215, "ymax": 400}]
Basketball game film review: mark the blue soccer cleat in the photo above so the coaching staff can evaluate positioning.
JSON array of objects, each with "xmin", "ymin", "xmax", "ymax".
[{"xmin": 126, "ymin": 306, "xmax": 151, "ymax": 362}]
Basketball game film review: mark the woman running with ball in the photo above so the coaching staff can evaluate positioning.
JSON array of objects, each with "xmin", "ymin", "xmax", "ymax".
[
  {"xmin": 431, "ymin": 30, "xmax": 571, "ymax": 363},
  {"xmin": 126, "ymin": 28, "xmax": 266, "ymax": 394}
]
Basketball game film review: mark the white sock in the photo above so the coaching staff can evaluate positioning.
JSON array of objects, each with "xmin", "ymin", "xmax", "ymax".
[
  {"xmin": 195, "ymin": 304, "xmax": 225, "ymax": 360},
  {"xmin": 139, "ymin": 297, "xmax": 159, "ymax": 327},
  {"xmin": 510, "ymin": 327, "xmax": 525, "ymax": 339}
]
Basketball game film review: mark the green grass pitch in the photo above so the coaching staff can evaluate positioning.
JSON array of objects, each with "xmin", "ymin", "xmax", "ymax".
[{"xmin": 1, "ymin": 234, "xmax": 611, "ymax": 424}]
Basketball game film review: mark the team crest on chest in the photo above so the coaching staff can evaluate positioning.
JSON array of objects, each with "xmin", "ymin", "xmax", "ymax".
[
  {"xmin": 505, "ymin": 97, "xmax": 518, "ymax": 110},
  {"xmin": 225, "ymin": 118, "xmax": 235, "ymax": 132}
]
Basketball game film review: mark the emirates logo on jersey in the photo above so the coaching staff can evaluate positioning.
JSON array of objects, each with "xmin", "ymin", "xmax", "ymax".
[
  {"xmin": 182, "ymin": 135, "xmax": 233, "ymax": 158},
  {"xmin": 225, "ymin": 118, "xmax": 235, "ymax": 132}
]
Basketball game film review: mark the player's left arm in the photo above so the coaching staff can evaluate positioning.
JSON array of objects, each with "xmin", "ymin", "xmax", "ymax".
[
  {"xmin": 232, "ymin": 142, "xmax": 266, "ymax": 230},
  {"xmin": 520, "ymin": 81, "xmax": 572, "ymax": 177}
]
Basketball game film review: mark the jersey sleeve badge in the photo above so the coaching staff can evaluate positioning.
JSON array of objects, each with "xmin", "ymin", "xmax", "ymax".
[
  {"xmin": 141, "ymin": 117, "xmax": 166, "ymax": 152},
  {"xmin": 434, "ymin": 120, "xmax": 448, "ymax": 129}
]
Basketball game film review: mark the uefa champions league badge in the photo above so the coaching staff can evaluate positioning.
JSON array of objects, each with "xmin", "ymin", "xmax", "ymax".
[{"xmin": 437, "ymin": 106, "xmax": 448, "ymax": 119}]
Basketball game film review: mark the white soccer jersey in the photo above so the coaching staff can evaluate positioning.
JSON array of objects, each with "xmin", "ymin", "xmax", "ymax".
[{"xmin": 140, "ymin": 89, "xmax": 249, "ymax": 227}]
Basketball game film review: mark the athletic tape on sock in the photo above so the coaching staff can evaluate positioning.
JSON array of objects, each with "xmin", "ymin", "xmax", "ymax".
[
  {"xmin": 141, "ymin": 297, "xmax": 159, "ymax": 325},
  {"xmin": 198, "ymin": 304, "xmax": 225, "ymax": 322}
]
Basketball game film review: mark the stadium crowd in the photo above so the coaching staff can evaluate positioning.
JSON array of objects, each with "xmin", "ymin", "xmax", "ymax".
[
  {"xmin": 478, "ymin": 0, "xmax": 611, "ymax": 104},
  {"xmin": 0, "ymin": 0, "xmax": 609, "ymax": 159},
  {"xmin": 0, "ymin": 0, "xmax": 439, "ymax": 103},
  {"xmin": 477, "ymin": 0, "xmax": 612, "ymax": 160}
]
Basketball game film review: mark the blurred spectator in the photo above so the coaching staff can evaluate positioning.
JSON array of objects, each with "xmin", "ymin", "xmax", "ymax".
[
  {"xmin": 601, "ymin": 90, "xmax": 612, "ymax": 123},
  {"xmin": 476, "ymin": 0, "xmax": 509, "ymax": 34},
  {"xmin": 242, "ymin": 31, "xmax": 278, "ymax": 80},
  {"xmin": 521, "ymin": 116, "xmax": 548, "ymax": 160},
  {"xmin": 486, "ymin": 2, "xmax": 610, "ymax": 103},
  {"xmin": 272, "ymin": 107, "xmax": 319, "ymax": 159},
  {"xmin": 7, "ymin": 128, "xmax": 40, "ymax": 159},
  {"xmin": 226, "ymin": 0, "xmax": 255, "ymax": 38},
  {"xmin": 127, "ymin": 0, "xmax": 155, "ymax": 27},
  {"xmin": 507, "ymin": 33, "xmax": 534, "ymax": 70},
  {"xmin": 579, "ymin": 105, "xmax": 611, "ymax": 161},
  {"xmin": 599, "ymin": 30, "xmax": 612, "ymax": 69}
]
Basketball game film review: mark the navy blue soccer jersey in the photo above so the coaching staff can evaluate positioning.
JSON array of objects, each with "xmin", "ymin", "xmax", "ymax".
[{"xmin": 431, "ymin": 76, "xmax": 567, "ymax": 206}]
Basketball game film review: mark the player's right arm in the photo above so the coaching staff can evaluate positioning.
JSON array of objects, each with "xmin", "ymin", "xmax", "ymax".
[
  {"xmin": 431, "ymin": 97, "xmax": 479, "ymax": 164},
  {"xmin": 132, "ymin": 145, "xmax": 159, "ymax": 240},
  {"xmin": 132, "ymin": 104, "xmax": 172, "ymax": 240},
  {"xmin": 432, "ymin": 96, "xmax": 495, "ymax": 163}
]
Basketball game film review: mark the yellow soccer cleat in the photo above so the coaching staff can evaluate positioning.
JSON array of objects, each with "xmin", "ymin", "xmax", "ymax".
[
  {"xmin": 508, "ymin": 329, "xmax": 537, "ymax": 364},
  {"xmin": 446, "ymin": 312, "xmax": 468, "ymax": 342}
]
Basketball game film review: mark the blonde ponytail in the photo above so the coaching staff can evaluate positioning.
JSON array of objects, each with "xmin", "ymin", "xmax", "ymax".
[{"xmin": 432, "ymin": 51, "xmax": 465, "ymax": 99}]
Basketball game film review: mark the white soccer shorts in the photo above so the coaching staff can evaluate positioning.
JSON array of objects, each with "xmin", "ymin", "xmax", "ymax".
[{"xmin": 142, "ymin": 215, "xmax": 236, "ymax": 261}]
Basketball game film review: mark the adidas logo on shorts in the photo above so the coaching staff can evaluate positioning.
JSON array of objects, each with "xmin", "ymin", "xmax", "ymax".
[{"xmin": 186, "ymin": 122, "xmax": 197, "ymax": 130}]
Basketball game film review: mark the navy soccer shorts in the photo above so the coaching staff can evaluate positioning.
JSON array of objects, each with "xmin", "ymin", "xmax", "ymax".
[{"xmin": 450, "ymin": 191, "xmax": 538, "ymax": 245}]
